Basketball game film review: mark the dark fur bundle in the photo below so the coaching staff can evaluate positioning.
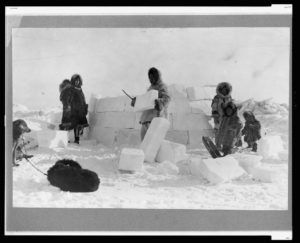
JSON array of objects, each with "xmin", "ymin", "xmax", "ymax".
[{"xmin": 47, "ymin": 159, "xmax": 100, "ymax": 192}]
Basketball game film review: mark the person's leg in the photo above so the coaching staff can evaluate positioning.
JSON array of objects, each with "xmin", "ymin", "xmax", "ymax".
[
  {"xmin": 74, "ymin": 127, "xmax": 80, "ymax": 144},
  {"xmin": 252, "ymin": 142, "xmax": 258, "ymax": 152},
  {"xmin": 222, "ymin": 145, "xmax": 232, "ymax": 156}
]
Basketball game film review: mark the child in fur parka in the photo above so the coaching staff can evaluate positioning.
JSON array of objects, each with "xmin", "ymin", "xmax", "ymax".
[{"xmin": 241, "ymin": 111, "xmax": 261, "ymax": 152}]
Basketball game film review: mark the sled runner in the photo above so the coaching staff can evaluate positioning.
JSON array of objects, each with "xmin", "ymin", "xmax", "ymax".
[{"xmin": 202, "ymin": 136, "xmax": 222, "ymax": 158}]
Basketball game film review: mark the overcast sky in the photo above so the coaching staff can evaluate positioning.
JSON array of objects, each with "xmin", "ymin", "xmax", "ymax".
[{"xmin": 12, "ymin": 27, "xmax": 290, "ymax": 110}]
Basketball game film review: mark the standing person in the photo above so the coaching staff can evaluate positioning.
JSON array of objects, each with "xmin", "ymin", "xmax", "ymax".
[
  {"xmin": 241, "ymin": 111, "xmax": 262, "ymax": 152},
  {"xmin": 211, "ymin": 82, "xmax": 233, "ymax": 148},
  {"xmin": 131, "ymin": 67, "xmax": 171, "ymax": 141},
  {"xmin": 215, "ymin": 101, "xmax": 243, "ymax": 156},
  {"xmin": 59, "ymin": 79, "xmax": 73, "ymax": 131},
  {"xmin": 69, "ymin": 74, "xmax": 89, "ymax": 144}
]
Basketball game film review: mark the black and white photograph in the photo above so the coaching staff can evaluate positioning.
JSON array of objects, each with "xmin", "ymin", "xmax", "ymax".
[{"xmin": 5, "ymin": 6, "xmax": 293, "ymax": 236}]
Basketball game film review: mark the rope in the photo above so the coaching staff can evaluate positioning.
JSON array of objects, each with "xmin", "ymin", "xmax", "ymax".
[{"xmin": 24, "ymin": 157, "xmax": 48, "ymax": 176}]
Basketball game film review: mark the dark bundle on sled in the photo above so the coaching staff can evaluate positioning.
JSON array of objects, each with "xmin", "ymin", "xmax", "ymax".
[{"xmin": 47, "ymin": 159, "xmax": 100, "ymax": 192}]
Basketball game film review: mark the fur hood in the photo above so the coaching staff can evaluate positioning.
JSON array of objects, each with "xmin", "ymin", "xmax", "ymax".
[{"xmin": 216, "ymin": 82, "xmax": 232, "ymax": 98}]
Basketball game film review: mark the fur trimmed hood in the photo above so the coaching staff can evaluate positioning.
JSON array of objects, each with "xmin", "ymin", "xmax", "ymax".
[{"xmin": 216, "ymin": 82, "xmax": 232, "ymax": 98}]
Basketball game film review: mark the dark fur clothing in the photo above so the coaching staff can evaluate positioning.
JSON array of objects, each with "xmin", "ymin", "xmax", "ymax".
[
  {"xmin": 216, "ymin": 102, "xmax": 243, "ymax": 154},
  {"xmin": 242, "ymin": 111, "xmax": 261, "ymax": 144},
  {"xmin": 140, "ymin": 69, "xmax": 170, "ymax": 123},
  {"xmin": 47, "ymin": 159, "xmax": 100, "ymax": 192},
  {"xmin": 211, "ymin": 82, "xmax": 233, "ymax": 129},
  {"xmin": 59, "ymin": 80, "xmax": 88, "ymax": 130}
]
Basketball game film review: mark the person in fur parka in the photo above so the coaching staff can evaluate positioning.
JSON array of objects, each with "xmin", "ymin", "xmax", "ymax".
[
  {"xmin": 69, "ymin": 74, "xmax": 89, "ymax": 144},
  {"xmin": 59, "ymin": 75, "xmax": 88, "ymax": 144},
  {"xmin": 131, "ymin": 67, "xmax": 171, "ymax": 141},
  {"xmin": 241, "ymin": 111, "xmax": 261, "ymax": 152},
  {"xmin": 215, "ymin": 101, "xmax": 243, "ymax": 156},
  {"xmin": 211, "ymin": 82, "xmax": 233, "ymax": 131}
]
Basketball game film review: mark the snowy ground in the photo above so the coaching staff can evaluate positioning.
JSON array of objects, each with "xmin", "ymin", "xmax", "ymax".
[{"xmin": 11, "ymin": 104, "xmax": 289, "ymax": 210}]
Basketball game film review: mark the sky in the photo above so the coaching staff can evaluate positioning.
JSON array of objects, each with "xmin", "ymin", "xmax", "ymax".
[{"xmin": 12, "ymin": 28, "xmax": 290, "ymax": 110}]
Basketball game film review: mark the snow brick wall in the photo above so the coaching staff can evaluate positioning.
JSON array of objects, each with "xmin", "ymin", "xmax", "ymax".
[{"xmin": 88, "ymin": 84, "xmax": 214, "ymax": 148}]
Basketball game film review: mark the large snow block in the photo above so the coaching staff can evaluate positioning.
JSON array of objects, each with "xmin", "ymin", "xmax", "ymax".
[
  {"xmin": 172, "ymin": 113, "xmax": 211, "ymax": 130},
  {"xmin": 248, "ymin": 167, "xmax": 278, "ymax": 183},
  {"xmin": 231, "ymin": 153, "xmax": 263, "ymax": 173},
  {"xmin": 165, "ymin": 130, "xmax": 189, "ymax": 145},
  {"xmin": 88, "ymin": 93, "xmax": 101, "ymax": 112},
  {"xmin": 155, "ymin": 140, "xmax": 187, "ymax": 163},
  {"xmin": 133, "ymin": 90, "xmax": 158, "ymax": 112},
  {"xmin": 95, "ymin": 96, "xmax": 127, "ymax": 112},
  {"xmin": 190, "ymin": 100, "xmax": 212, "ymax": 116},
  {"xmin": 90, "ymin": 126, "xmax": 117, "ymax": 147},
  {"xmin": 186, "ymin": 86, "xmax": 215, "ymax": 101},
  {"xmin": 118, "ymin": 148, "xmax": 145, "ymax": 172},
  {"xmin": 257, "ymin": 135, "xmax": 284, "ymax": 160},
  {"xmin": 168, "ymin": 84, "xmax": 188, "ymax": 98},
  {"xmin": 36, "ymin": 130, "xmax": 68, "ymax": 148},
  {"xmin": 94, "ymin": 111, "xmax": 136, "ymax": 129},
  {"xmin": 140, "ymin": 117, "xmax": 170, "ymax": 163},
  {"xmin": 189, "ymin": 155, "xmax": 204, "ymax": 177},
  {"xmin": 134, "ymin": 112, "xmax": 143, "ymax": 129},
  {"xmin": 116, "ymin": 129, "xmax": 141, "ymax": 147},
  {"xmin": 188, "ymin": 129, "xmax": 214, "ymax": 149},
  {"xmin": 168, "ymin": 97, "xmax": 191, "ymax": 114},
  {"xmin": 198, "ymin": 156, "xmax": 246, "ymax": 184}
]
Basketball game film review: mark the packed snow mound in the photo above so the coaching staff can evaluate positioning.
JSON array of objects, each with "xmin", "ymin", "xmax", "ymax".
[{"xmin": 156, "ymin": 161, "xmax": 179, "ymax": 175}]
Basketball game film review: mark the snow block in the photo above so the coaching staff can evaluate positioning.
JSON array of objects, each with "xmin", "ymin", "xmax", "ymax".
[
  {"xmin": 257, "ymin": 135, "xmax": 284, "ymax": 160},
  {"xmin": 198, "ymin": 156, "xmax": 246, "ymax": 184},
  {"xmin": 156, "ymin": 161, "xmax": 179, "ymax": 175},
  {"xmin": 168, "ymin": 97, "xmax": 191, "ymax": 114},
  {"xmin": 133, "ymin": 90, "xmax": 158, "ymax": 112},
  {"xmin": 116, "ymin": 129, "xmax": 141, "ymax": 147},
  {"xmin": 188, "ymin": 129, "xmax": 214, "ymax": 149},
  {"xmin": 172, "ymin": 113, "xmax": 211, "ymax": 130},
  {"xmin": 155, "ymin": 140, "xmax": 187, "ymax": 163},
  {"xmin": 168, "ymin": 84, "xmax": 188, "ymax": 98},
  {"xmin": 134, "ymin": 112, "xmax": 143, "ymax": 129},
  {"xmin": 190, "ymin": 100, "xmax": 212, "ymax": 116},
  {"xmin": 231, "ymin": 153, "xmax": 263, "ymax": 173},
  {"xmin": 118, "ymin": 148, "xmax": 145, "ymax": 172},
  {"xmin": 140, "ymin": 117, "xmax": 170, "ymax": 163},
  {"xmin": 248, "ymin": 167, "xmax": 278, "ymax": 183},
  {"xmin": 189, "ymin": 155, "xmax": 204, "ymax": 177},
  {"xmin": 165, "ymin": 130, "xmax": 189, "ymax": 145},
  {"xmin": 95, "ymin": 96, "xmax": 127, "ymax": 112},
  {"xmin": 94, "ymin": 111, "xmax": 136, "ymax": 129},
  {"xmin": 36, "ymin": 130, "xmax": 68, "ymax": 148},
  {"xmin": 186, "ymin": 86, "xmax": 215, "ymax": 101},
  {"xmin": 90, "ymin": 126, "xmax": 117, "ymax": 147},
  {"xmin": 88, "ymin": 93, "xmax": 101, "ymax": 112}
]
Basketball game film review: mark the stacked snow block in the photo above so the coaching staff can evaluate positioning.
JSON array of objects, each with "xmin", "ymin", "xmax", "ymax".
[
  {"xmin": 133, "ymin": 90, "xmax": 158, "ymax": 112},
  {"xmin": 155, "ymin": 140, "xmax": 188, "ymax": 163},
  {"xmin": 118, "ymin": 148, "xmax": 145, "ymax": 172},
  {"xmin": 257, "ymin": 135, "xmax": 284, "ymax": 160},
  {"xmin": 190, "ymin": 156, "xmax": 246, "ymax": 184},
  {"xmin": 36, "ymin": 130, "xmax": 69, "ymax": 149},
  {"xmin": 89, "ymin": 83, "xmax": 214, "ymax": 148},
  {"xmin": 140, "ymin": 117, "xmax": 170, "ymax": 163},
  {"xmin": 232, "ymin": 153, "xmax": 262, "ymax": 173}
]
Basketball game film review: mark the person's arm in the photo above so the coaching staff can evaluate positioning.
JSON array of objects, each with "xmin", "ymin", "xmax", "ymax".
[{"xmin": 155, "ymin": 85, "xmax": 170, "ymax": 111}]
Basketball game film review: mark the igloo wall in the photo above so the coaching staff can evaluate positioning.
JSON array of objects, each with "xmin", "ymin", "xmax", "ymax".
[{"xmin": 88, "ymin": 84, "xmax": 214, "ymax": 148}]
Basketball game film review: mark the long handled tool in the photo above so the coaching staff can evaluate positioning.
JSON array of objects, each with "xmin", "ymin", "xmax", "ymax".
[{"xmin": 122, "ymin": 89, "xmax": 134, "ymax": 100}]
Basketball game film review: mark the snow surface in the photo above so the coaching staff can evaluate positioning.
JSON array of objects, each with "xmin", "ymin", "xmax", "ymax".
[{"xmin": 12, "ymin": 103, "xmax": 289, "ymax": 210}]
